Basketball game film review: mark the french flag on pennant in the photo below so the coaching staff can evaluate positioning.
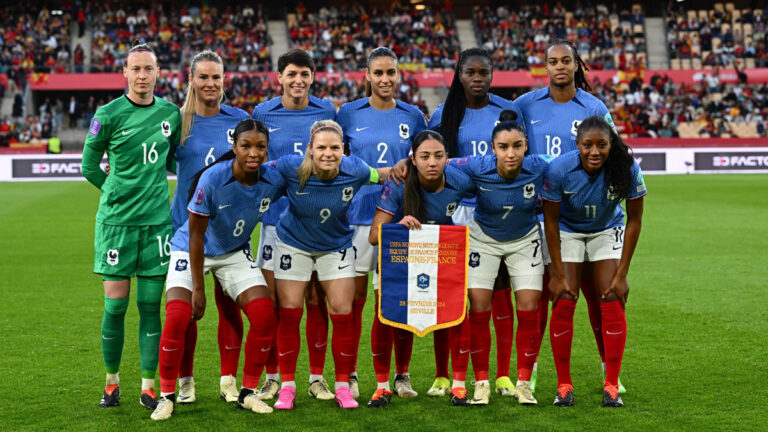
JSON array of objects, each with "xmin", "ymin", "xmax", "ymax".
[{"xmin": 378, "ymin": 223, "xmax": 468, "ymax": 337}]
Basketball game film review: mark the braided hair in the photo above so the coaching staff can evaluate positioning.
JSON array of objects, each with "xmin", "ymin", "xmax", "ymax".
[
  {"xmin": 546, "ymin": 39, "xmax": 591, "ymax": 91},
  {"xmin": 440, "ymin": 48, "xmax": 493, "ymax": 158}
]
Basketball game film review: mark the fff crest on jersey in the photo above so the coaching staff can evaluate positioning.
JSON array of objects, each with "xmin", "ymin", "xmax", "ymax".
[
  {"xmin": 107, "ymin": 249, "xmax": 119, "ymax": 266},
  {"xmin": 342, "ymin": 186, "xmax": 354, "ymax": 202},
  {"xmin": 161, "ymin": 121, "xmax": 172, "ymax": 137},
  {"xmin": 417, "ymin": 273, "xmax": 430, "ymax": 290},
  {"xmin": 227, "ymin": 128, "xmax": 235, "ymax": 144},
  {"xmin": 259, "ymin": 198, "xmax": 271, "ymax": 213},
  {"xmin": 175, "ymin": 259, "xmax": 188, "ymax": 271},
  {"xmin": 280, "ymin": 254, "xmax": 292, "ymax": 271},
  {"xmin": 524, "ymin": 183, "xmax": 536, "ymax": 199},
  {"xmin": 262, "ymin": 245, "xmax": 273, "ymax": 261},
  {"xmin": 607, "ymin": 185, "xmax": 618, "ymax": 200},
  {"xmin": 469, "ymin": 252, "xmax": 480, "ymax": 268},
  {"xmin": 571, "ymin": 119, "xmax": 582, "ymax": 136},
  {"xmin": 399, "ymin": 123, "xmax": 410, "ymax": 139},
  {"xmin": 445, "ymin": 201, "xmax": 458, "ymax": 217}
]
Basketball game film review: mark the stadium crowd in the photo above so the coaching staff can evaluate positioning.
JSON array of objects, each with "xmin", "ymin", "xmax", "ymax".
[
  {"xmin": 0, "ymin": 5, "xmax": 72, "ymax": 76},
  {"xmin": 287, "ymin": 3, "xmax": 460, "ymax": 71}
]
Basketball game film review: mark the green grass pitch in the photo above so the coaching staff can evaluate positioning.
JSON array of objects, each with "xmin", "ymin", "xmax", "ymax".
[{"xmin": 0, "ymin": 174, "xmax": 765, "ymax": 431}]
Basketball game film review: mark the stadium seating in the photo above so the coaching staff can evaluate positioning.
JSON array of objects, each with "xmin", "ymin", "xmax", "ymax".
[
  {"xmin": 286, "ymin": 4, "xmax": 461, "ymax": 71},
  {"xmin": 666, "ymin": 4, "xmax": 768, "ymax": 69},
  {"xmin": 473, "ymin": 3, "xmax": 646, "ymax": 71},
  {"xmin": 0, "ymin": 5, "xmax": 72, "ymax": 74}
]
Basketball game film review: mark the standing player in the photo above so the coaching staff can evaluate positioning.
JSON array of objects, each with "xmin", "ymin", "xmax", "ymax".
[
  {"xmin": 542, "ymin": 115, "xmax": 645, "ymax": 407},
  {"xmin": 81, "ymin": 43, "xmax": 180, "ymax": 410},
  {"xmin": 170, "ymin": 50, "xmax": 251, "ymax": 404},
  {"xmin": 366, "ymin": 130, "xmax": 474, "ymax": 408},
  {"xmin": 428, "ymin": 47, "xmax": 523, "ymax": 397},
  {"xmin": 151, "ymin": 119, "xmax": 284, "ymax": 420},
  {"xmin": 446, "ymin": 111, "xmax": 549, "ymax": 406},
  {"xmin": 271, "ymin": 120, "xmax": 390, "ymax": 410},
  {"xmin": 513, "ymin": 40, "xmax": 624, "ymax": 393},
  {"xmin": 252, "ymin": 49, "xmax": 337, "ymax": 401},
  {"xmin": 336, "ymin": 47, "xmax": 426, "ymax": 400}
]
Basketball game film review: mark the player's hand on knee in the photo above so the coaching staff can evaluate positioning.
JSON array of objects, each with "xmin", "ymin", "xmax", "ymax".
[
  {"xmin": 606, "ymin": 274, "xmax": 629, "ymax": 306},
  {"xmin": 549, "ymin": 276, "xmax": 576, "ymax": 305}
]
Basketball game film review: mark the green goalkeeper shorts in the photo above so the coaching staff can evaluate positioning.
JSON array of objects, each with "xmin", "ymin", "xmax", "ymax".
[{"xmin": 93, "ymin": 222, "xmax": 173, "ymax": 278}]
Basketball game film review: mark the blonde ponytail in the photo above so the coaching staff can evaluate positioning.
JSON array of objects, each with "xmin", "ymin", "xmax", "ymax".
[
  {"xmin": 297, "ymin": 120, "xmax": 344, "ymax": 188},
  {"xmin": 179, "ymin": 51, "xmax": 225, "ymax": 146}
]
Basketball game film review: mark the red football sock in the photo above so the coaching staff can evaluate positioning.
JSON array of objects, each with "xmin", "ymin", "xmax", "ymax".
[
  {"xmin": 371, "ymin": 299, "xmax": 393, "ymax": 383},
  {"xmin": 305, "ymin": 302, "xmax": 329, "ymax": 376},
  {"xmin": 216, "ymin": 288, "xmax": 243, "ymax": 377},
  {"xmin": 265, "ymin": 307, "xmax": 279, "ymax": 375},
  {"xmin": 469, "ymin": 310, "xmax": 491, "ymax": 382},
  {"xmin": 581, "ymin": 279, "xmax": 606, "ymax": 362},
  {"xmin": 241, "ymin": 298, "xmax": 275, "ymax": 389},
  {"xmin": 393, "ymin": 327, "xmax": 413, "ymax": 375},
  {"xmin": 492, "ymin": 288, "xmax": 514, "ymax": 378},
  {"xmin": 536, "ymin": 273, "xmax": 551, "ymax": 358},
  {"xmin": 450, "ymin": 318, "xmax": 470, "ymax": 382},
  {"xmin": 601, "ymin": 301, "xmax": 627, "ymax": 387},
  {"xmin": 549, "ymin": 299, "xmax": 577, "ymax": 386},
  {"xmin": 433, "ymin": 328, "xmax": 450, "ymax": 378},
  {"xmin": 179, "ymin": 320, "xmax": 196, "ymax": 379},
  {"xmin": 277, "ymin": 307, "xmax": 303, "ymax": 382},
  {"xmin": 515, "ymin": 309, "xmax": 540, "ymax": 381},
  {"xmin": 159, "ymin": 300, "xmax": 191, "ymax": 394},
  {"xmin": 330, "ymin": 312, "xmax": 355, "ymax": 383},
  {"xmin": 351, "ymin": 298, "xmax": 366, "ymax": 373}
]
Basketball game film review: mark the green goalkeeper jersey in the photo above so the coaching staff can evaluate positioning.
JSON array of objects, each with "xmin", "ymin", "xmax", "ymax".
[{"xmin": 82, "ymin": 95, "xmax": 180, "ymax": 226}]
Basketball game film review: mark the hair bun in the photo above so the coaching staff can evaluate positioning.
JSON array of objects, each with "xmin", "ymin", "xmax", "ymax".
[{"xmin": 498, "ymin": 109, "xmax": 517, "ymax": 122}]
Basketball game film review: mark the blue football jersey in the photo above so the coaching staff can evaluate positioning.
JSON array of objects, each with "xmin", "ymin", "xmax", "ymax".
[
  {"xmin": 171, "ymin": 161, "xmax": 286, "ymax": 256},
  {"xmin": 541, "ymin": 150, "xmax": 647, "ymax": 233},
  {"xmin": 275, "ymin": 155, "xmax": 376, "ymax": 252},
  {"xmin": 170, "ymin": 104, "xmax": 250, "ymax": 232},
  {"xmin": 450, "ymin": 155, "xmax": 551, "ymax": 241},
  {"xmin": 513, "ymin": 87, "xmax": 614, "ymax": 158},
  {"xmin": 375, "ymin": 164, "xmax": 475, "ymax": 225},
  {"xmin": 337, "ymin": 98, "xmax": 427, "ymax": 225},
  {"xmin": 252, "ymin": 96, "xmax": 337, "ymax": 225}
]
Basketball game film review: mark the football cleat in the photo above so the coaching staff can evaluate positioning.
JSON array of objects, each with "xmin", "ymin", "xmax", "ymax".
[
  {"xmin": 273, "ymin": 386, "xmax": 296, "ymax": 410},
  {"xmin": 470, "ymin": 382, "xmax": 490, "ymax": 405},
  {"xmin": 602, "ymin": 383, "xmax": 624, "ymax": 408},
  {"xmin": 394, "ymin": 374, "xmax": 418, "ymax": 398},
  {"xmin": 177, "ymin": 379, "xmax": 195, "ymax": 404},
  {"xmin": 513, "ymin": 381, "xmax": 537, "ymax": 405},
  {"xmin": 427, "ymin": 377, "xmax": 450, "ymax": 397},
  {"xmin": 256, "ymin": 379, "xmax": 280, "ymax": 400},
  {"xmin": 150, "ymin": 395, "xmax": 175, "ymax": 421},
  {"xmin": 366, "ymin": 388, "xmax": 393, "ymax": 408},
  {"xmin": 334, "ymin": 386, "xmax": 359, "ymax": 409},
  {"xmin": 140, "ymin": 389, "xmax": 158, "ymax": 410},
  {"xmin": 99, "ymin": 385, "xmax": 120, "ymax": 408},
  {"xmin": 239, "ymin": 389, "xmax": 274, "ymax": 414},
  {"xmin": 308, "ymin": 378, "xmax": 335, "ymax": 400},
  {"xmin": 349, "ymin": 375, "xmax": 360, "ymax": 398},
  {"xmin": 220, "ymin": 375, "xmax": 239, "ymax": 403},
  {"xmin": 494, "ymin": 376, "xmax": 515, "ymax": 396},
  {"xmin": 449, "ymin": 387, "xmax": 470, "ymax": 406},
  {"xmin": 553, "ymin": 384, "xmax": 574, "ymax": 407}
]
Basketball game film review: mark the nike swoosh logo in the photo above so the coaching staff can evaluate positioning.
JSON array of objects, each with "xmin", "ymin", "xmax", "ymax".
[
  {"xmin": 314, "ymin": 343, "xmax": 327, "ymax": 349},
  {"xmin": 268, "ymin": 127, "xmax": 281, "ymax": 132},
  {"xmin": 219, "ymin": 204, "xmax": 231, "ymax": 209},
  {"xmin": 102, "ymin": 335, "xmax": 116, "ymax": 340},
  {"xmin": 459, "ymin": 349, "xmax": 470, "ymax": 354},
  {"xmin": 612, "ymin": 246, "xmax": 622, "ymax": 250},
  {"xmin": 340, "ymin": 352, "xmax": 354, "ymax": 357},
  {"xmin": 225, "ymin": 345, "xmax": 240, "ymax": 350},
  {"xmin": 554, "ymin": 330, "xmax": 571, "ymax": 338},
  {"xmin": 470, "ymin": 350, "xmax": 483, "ymax": 354},
  {"xmin": 495, "ymin": 314, "xmax": 511, "ymax": 320},
  {"xmin": 563, "ymin": 191, "xmax": 576, "ymax": 195},
  {"xmin": 160, "ymin": 261, "xmax": 169, "ymax": 266},
  {"xmin": 478, "ymin": 186, "xmax": 492, "ymax": 191},
  {"xmin": 295, "ymin": 191, "xmax": 310, "ymax": 195},
  {"xmin": 338, "ymin": 265, "xmax": 350, "ymax": 270},
  {"xmin": 372, "ymin": 352, "xmax": 384, "ymax": 357},
  {"xmin": 121, "ymin": 129, "xmax": 134, "ymax": 135},
  {"xmin": 250, "ymin": 265, "xmax": 259, "ymax": 269},
  {"xmin": 524, "ymin": 352, "xmax": 537, "ymax": 357},
  {"xmin": 606, "ymin": 330, "xmax": 623, "ymax": 335},
  {"xmin": 146, "ymin": 332, "xmax": 160, "ymax": 337},
  {"xmin": 530, "ymin": 120, "xmax": 541, "ymax": 124},
  {"xmin": 162, "ymin": 346, "xmax": 179, "ymax": 352},
  {"xmin": 279, "ymin": 351, "xmax": 295, "ymax": 357},
  {"xmin": 356, "ymin": 127, "xmax": 369, "ymax": 132},
  {"xmin": 261, "ymin": 347, "xmax": 271, "ymax": 352},
  {"xmin": 531, "ymin": 262, "xmax": 541, "ymax": 267}
]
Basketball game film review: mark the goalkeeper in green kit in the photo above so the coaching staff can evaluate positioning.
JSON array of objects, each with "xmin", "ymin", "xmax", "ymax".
[{"xmin": 81, "ymin": 43, "xmax": 180, "ymax": 410}]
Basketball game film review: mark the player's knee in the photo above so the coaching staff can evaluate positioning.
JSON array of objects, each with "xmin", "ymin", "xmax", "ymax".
[
  {"xmin": 136, "ymin": 301, "xmax": 160, "ymax": 316},
  {"xmin": 104, "ymin": 296, "xmax": 129, "ymax": 316},
  {"xmin": 601, "ymin": 291, "xmax": 620, "ymax": 303},
  {"xmin": 136, "ymin": 275, "xmax": 165, "ymax": 304}
]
